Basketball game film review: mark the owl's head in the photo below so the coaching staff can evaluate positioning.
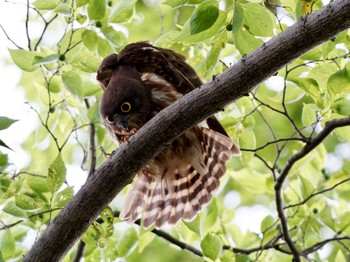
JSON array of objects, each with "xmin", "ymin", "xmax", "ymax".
[{"xmin": 99, "ymin": 65, "xmax": 152, "ymax": 143}]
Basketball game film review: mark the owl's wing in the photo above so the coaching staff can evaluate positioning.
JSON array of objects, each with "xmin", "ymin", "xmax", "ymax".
[
  {"xmin": 117, "ymin": 41, "xmax": 201, "ymax": 94},
  {"xmin": 120, "ymin": 127, "xmax": 240, "ymax": 229}
]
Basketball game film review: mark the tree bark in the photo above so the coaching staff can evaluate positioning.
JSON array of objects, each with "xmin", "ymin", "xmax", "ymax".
[{"xmin": 24, "ymin": 1, "xmax": 350, "ymax": 261}]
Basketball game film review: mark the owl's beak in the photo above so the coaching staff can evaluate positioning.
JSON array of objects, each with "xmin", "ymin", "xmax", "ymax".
[
  {"xmin": 111, "ymin": 116, "xmax": 137, "ymax": 143},
  {"xmin": 113, "ymin": 115, "xmax": 129, "ymax": 133}
]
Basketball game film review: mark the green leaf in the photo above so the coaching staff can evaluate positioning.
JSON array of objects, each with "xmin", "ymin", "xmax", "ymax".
[
  {"xmin": 242, "ymin": 115, "xmax": 255, "ymax": 131},
  {"xmin": 202, "ymin": 198, "xmax": 219, "ymax": 234},
  {"xmin": 79, "ymin": 56, "xmax": 102, "ymax": 73},
  {"xmin": 260, "ymin": 215, "xmax": 275, "ymax": 232},
  {"xmin": 234, "ymin": 28, "xmax": 263, "ymax": 55},
  {"xmin": 220, "ymin": 250, "xmax": 235, "ymax": 262},
  {"xmin": 177, "ymin": 10, "xmax": 227, "ymax": 43},
  {"xmin": 98, "ymin": 38, "xmax": 116, "ymax": 57},
  {"xmin": 0, "ymin": 231, "xmax": 15, "ymax": 259},
  {"xmin": 238, "ymin": 130, "xmax": 256, "ymax": 165},
  {"xmin": 301, "ymin": 103, "xmax": 318, "ymax": 126},
  {"xmin": 100, "ymin": 206, "xmax": 114, "ymax": 224},
  {"xmin": 76, "ymin": 14, "xmax": 87, "ymax": 25},
  {"xmin": 27, "ymin": 175, "xmax": 49, "ymax": 193},
  {"xmin": 138, "ymin": 231, "xmax": 155, "ymax": 253},
  {"xmin": 299, "ymin": 175, "xmax": 315, "ymax": 200},
  {"xmin": 15, "ymin": 194, "xmax": 46, "ymax": 210},
  {"xmin": 190, "ymin": 2, "xmax": 219, "ymax": 35},
  {"xmin": 87, "ymin": 103, "xmax": 100, "ymax": 123},
  {"xmin": 327, "ymin": 67, "xmax": 350, "ymax": 98},
  {"xmin": 8, "ymin": 49, "xmax": 38, "ymax": 72},
  {"xmin": 61, "ymin": 71, "xmax": 83, "ymax": 100},
  {"xmin": 48, "ymin": 75, "xmax": 62, "ymax": 93},
  {"xmin": 84, "ymin": 82, "xmax": 101, "ymax": 97},
  {"xmin": 110, "ymin": 0, "xmax": 136, "ymax": 23},
  {"xmin": 81, "ymin": 29, "xmax": 99, "ymax": 51},
  {"xmin": 205, "ymin": 30, "xmax": 226, "ymax": 75},
  {"xmin": 232, "ymin": 2, "xmax": 244, "ymax": 35},
  {"xmin": 47, "ymin": 153, "xmax": 67, "ymax": 193},
  {"xmin": 88, "ymin": 0, "xmax": 106, "ymax": 20},
  {"xmin": 82, "ymin": 221, "xmax": 102, "ymax": 245},
  {"xmin": 0, "ymin": 153, "xmax": 9, "ymax": 171},
  {"xmin": 333, "ymin": 98, "xmax": 350, "ymax": 116},
  {"xmin": 32, "ymin": 0, "xmax": 57, "ymax": 10},
  {"xmin": 335, "ymin": 125, "xmax": 350, "ymax": 141},
  {"xmin": 117, "ymin": 227, "xmax": 138, "ymax": 256},
  {"xmin": 200, "ymin": 233, "xmax": 223, "ymax": 260},
  {"xmin": 55, "ymin": 3, "xmax": 71, "ymax": 15},
  {"xmin": 101, "ymin": 26, "xmax": 127, "ymax": 47},
  {"xmin": 32, "ymin": 54, "xmax": 60, "ymax": 66},
  {"xmin": 54, "ymin": 186, "xmax": 74, "ymax": 207},
  {"xmin": 163, "ymin": 0, "xmax": 203, "ymax": 7},
  {"xmin": 290, "ymin": 78, "xmax": 321, "ymax": 99},
  {"xmin": 334, "ymin": 250, "xmax": 347, "ymax": 262},
  {"xmin": 0, "ymin": 250, "xmax": 4, "ymax": 262},
  {"xmin": 184, "ymin": 214, "xmax": 201, "ymax": 235},
  {"xmin": 3, "ymin": 201, "xmax": 27, "ymax": 218},
  {"xmin": 0, "ymin": 116, "xmax": 17, "ymax": 130},
  {"xmin": 296, "ymin": 0, "xmax": 315, "ymax": 20},
  {"xmin": 240, "ymin": 3, "xmax": 275, "ymax": 37},
  {"xmin": 76, "ymin": 0, "xmax": 89, "ymax": 7},
  {"xmin": 0, "ymin": 139, "xmax": 12, "ymax": 151}
]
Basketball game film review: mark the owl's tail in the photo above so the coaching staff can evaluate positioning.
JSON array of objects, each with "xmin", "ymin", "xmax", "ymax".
[{"xmin": 119, "ymin": 128, "xmax": 240, "ymax": 229}]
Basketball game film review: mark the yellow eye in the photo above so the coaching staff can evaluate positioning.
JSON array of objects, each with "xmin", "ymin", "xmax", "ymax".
[
  {"xmin": 120, "ymin": 102, "xmax": 131, "ymax": 113},
  {"xmin": 106, "ymin": 116, "xmax": 115, "ymax": 124}
]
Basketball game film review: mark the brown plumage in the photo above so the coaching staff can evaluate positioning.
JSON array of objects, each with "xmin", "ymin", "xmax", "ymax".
[{"xmin": 97, "ymin": 42, "xmax": 240, "ymax": 229}]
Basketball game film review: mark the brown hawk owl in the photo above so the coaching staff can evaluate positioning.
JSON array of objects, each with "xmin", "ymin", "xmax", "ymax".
[{"xmin": 97, "ymin": 42, "xmax": 240, "ymax": 229}]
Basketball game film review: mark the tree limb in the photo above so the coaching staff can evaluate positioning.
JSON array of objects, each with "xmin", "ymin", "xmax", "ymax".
[{"xmin": 24, "ymin": 1, "xmax": 350, "ymax": 261}]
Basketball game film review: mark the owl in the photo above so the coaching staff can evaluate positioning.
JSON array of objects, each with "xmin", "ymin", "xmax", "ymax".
[{"xmin": 97, "ymin": 42, "xmax": 240, "ymax": 229}]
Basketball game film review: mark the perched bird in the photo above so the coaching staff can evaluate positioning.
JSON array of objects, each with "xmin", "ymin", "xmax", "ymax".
[{"xmin": 97, "ymin": 42, "xmax": 240, "ymax": 229}]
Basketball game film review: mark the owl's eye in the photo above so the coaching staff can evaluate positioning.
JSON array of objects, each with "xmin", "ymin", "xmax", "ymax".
[
  {"xmin": 106, "ymin": 116, "xmax": 115, "ymax": 124},
  {"xmin": 120, "ymin": 102, "xmax": 132, "ymax": 113}
]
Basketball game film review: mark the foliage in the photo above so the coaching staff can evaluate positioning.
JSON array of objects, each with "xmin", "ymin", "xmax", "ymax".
[{"xmin": 0, "ymin": 0, "xmax": 350, "ymax": 261}]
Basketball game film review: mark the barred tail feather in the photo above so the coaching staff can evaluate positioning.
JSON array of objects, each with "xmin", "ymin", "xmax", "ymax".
[{"xmin": 119, "ymin": 128, "xmax": 240, "ymax": 229}]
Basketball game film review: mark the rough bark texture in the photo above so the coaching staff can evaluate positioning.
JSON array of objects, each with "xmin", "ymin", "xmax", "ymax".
[{"xmin": 24, "ymin": 1, "xmax": 350, "ymax": 261}]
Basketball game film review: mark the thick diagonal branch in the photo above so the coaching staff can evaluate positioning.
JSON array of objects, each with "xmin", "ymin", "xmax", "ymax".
[{"xmin": 24, "ymin": 1, "xmax": 350, "ymax": 261}]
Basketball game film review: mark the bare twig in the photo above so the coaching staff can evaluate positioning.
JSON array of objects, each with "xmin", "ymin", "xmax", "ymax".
[
  {"xmin": 0, "ymin": 208, "xmax": 62, "ymax": 231},
  {"xmin": 0, "ymin": 24, "xmax": 22, "ymax": 49},
  {"xmin": 275, "ymin": 116, "xmax": 350, "ymax": 261},
  {"xmin": 301, "ymin": 236, "xmax": 350, "ymax": 256},
  {"xmin": 284, "ymin": 177, "xmax": 350, "ymax": 209},
  {"xmin": 25, "ymin": 0, "xmax": 31, "ymax": 50}
]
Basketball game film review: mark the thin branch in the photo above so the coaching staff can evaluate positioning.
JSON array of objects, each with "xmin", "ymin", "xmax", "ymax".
[
  {"xmin": 274, "ymin": 116, "xmax": 350, "ymax": 261},
  {"xmin": 281, "ymin": 72, "xmax": 306, "ymax": 140},
  {"xmin": 112, "ymin": 211, "xmax": 203, "ymax": 257},
  {"xmin": 301, "ymin": 236, "xmax": 350, "ymax": 256},
  {"xmin": 12, "ymin": 171, "xmax": 46, "ymax": 179},
  {"xmin": 84, "ymin": 99, "xmax": 97, "ymax": 178},
  {"xmin": 0, "ymin": 208, "xmax": 62, "ymax": 231},
  {"xmin": 240, "ymin": 137, "xmax": 304, "ymax": 152},
  {"xmin": 34, "ymin": 14, "xmax": 58, "ymax": 51},
  {"xmin": 0, "ymin": 24, "xmax": 22, "ymax": 49},
  {"xmin": 25, "ymin": 0, "xmax": 31, "ymax": 50},
  {"xmin": 72, "ymin": 241, "xmax": 86, "ymax": 262},
  {"xmin": 284, "ymin": 177, "xmax": 350, "ymax": 209},
  {"xmin": 223, "ymin": 229, "xmax": 290, "ymax": 255}
]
